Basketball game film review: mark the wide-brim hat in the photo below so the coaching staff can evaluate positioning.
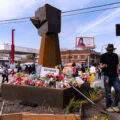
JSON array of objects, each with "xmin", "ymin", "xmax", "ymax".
[{"xmin": 106, "ymin": 44, "xmax": 116, "ymax": 51}]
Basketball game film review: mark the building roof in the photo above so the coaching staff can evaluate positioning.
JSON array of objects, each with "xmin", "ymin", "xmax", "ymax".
[{"xmin": 0, "ymin": 43, "xmax": 39, "ymax": 55}]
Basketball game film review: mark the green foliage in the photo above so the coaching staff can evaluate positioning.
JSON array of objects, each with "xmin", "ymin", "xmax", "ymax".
[
  {"xmin": 66, "ymin": 98, "xmax": 78, "ymax": 113},
  {"xmin": 89, "ymin": 115, "xmax": 110, "ymax": 120},
  {"xmin": 82, "ymin": 88, "xmax": 97, "ymax": 101},
  {"xmin": 66, "ymin": 98, "xmax": 85, "ymax": 113},
  {"xmin": 24, "ymin": 106, "xmax": 32, "ymax": 112},
  {"xmin": 89, "ymin": 90, "xmax": 97, "ymax": 101},
  {"xmin": 95, "ymin": 86, "xmax": 102, "ymax": 90},
  {"xmin": 47, "ymin": 106, "xmax": 53, "ymax": 112}
]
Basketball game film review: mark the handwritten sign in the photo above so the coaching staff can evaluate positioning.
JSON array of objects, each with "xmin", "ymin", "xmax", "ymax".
[{"xmin": 41, "ymin": 67, "xmax": 59, "ymax": 77}]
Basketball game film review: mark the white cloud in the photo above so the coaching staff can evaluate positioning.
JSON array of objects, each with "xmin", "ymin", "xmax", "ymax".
[
  {"xmin": 46, "ymin": 0, "xmax": 92, "ymax": 11},
  {"xmin": 0, "ymin": 0, "xmax": 94, "ymax": 21},
  {"xmin": 77, "ymin": 8, "xmax": 120, "ymax": 36},
  {"xmin": 0, "ymin": 0, "xmax": 43, "ymax": 20},
  {"xmin": 1, "ymin": 0, "xmax": 120, "ymax": 53}
]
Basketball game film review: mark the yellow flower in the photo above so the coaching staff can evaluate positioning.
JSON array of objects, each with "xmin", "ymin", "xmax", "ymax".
[{"xmin": 78, "ymin": 83, "xmax": 82, "ymax": 88}]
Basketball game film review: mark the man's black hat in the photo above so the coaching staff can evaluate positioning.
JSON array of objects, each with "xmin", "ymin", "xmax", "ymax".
[{"xmin": 106, "ymin": 44, "xmax": 116, "ymax": 51}]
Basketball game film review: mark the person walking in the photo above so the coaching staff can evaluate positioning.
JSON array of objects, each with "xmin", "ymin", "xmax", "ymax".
[
  {"xmin": 31, "ymin": 64, "xmax": 36, "ymax": 74},
  {"xmin": 16, "ymin": 63, "xmax": 21, "ymax": 73},
  {"xmin": 90, "ymin": 63, "xmax": 96, "ymax": 77},
  {"xmin": 97, "ymin": 65, "xmax": 102, "ymax": 79},
  {"xmin": 28, "ymin": 65, "xmax": 32, "ymax": 74},
  {"xmin": 2, "ymin": 65, "xmax": 8, "ymax": 83},
  {"xmin": 81, "ymin": 64, "xmax": 85, "ymax": 73},
  {"xmin": 72, "ymin": 62, "xmax": 78, "ymax": 78},
  {"xmin": 100, "ymin": 44, "xmax": 120, "ymax": 112}
]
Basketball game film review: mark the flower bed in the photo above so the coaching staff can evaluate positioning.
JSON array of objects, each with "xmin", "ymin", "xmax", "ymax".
[
  {"xmin": 9, "ymin": 73, "xmax": 82, "ymax": 89},
  {"xmin": 2, "ymin": 72, "xmax": 91, "ymax": 110}
]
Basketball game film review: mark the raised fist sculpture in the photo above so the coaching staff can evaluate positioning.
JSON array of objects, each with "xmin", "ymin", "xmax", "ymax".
[{"xmin": 31, "ymin": 4, "xmax": 61, "ymax": 68}]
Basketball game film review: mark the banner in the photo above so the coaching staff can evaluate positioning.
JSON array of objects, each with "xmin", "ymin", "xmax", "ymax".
[{"xmin": 76, "ymin": 37, "xmax": 95, "ymax": 48}]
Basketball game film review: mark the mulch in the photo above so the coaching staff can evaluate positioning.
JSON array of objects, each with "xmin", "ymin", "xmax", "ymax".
[{"xmin": 0, "ymin": 97, "xmax": 80, "ymax": 115}]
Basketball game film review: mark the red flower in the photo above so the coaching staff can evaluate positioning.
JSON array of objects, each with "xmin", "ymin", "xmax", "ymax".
[
  {"xmin": 26, "ymin": 80, "xmax": 29, "ymax": 85},
  {"xmin": 58, "ymin": 75, "xmax": 63, "ymax": 80},
  {"xmin": 38, "ymin": 83, "xmax": 44, "ymax": 86}
]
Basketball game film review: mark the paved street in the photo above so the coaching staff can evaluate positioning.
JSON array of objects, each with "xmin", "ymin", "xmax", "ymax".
[{"xmin": 92, "ymin": 74, "xmax": 104, "ymax": 88}]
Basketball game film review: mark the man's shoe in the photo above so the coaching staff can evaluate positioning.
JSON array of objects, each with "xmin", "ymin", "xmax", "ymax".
[
  {"xmin": 106, "ymin": 107, "xmax": 114, "ymax": 112},
  {"xmin": 112, "ymin": 107, "xmax": 120, "ymax": 112}
]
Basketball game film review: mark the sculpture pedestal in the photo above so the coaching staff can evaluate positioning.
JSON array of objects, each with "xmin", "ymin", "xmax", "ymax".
[{"xmin": 38, "ymin": 33, "xmax": 61, "ymax": 68}]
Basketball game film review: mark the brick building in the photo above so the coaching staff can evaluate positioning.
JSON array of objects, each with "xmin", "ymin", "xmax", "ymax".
[{"xmin": 61, "ymin": 49, "xmax": 101, "ymax": 65}]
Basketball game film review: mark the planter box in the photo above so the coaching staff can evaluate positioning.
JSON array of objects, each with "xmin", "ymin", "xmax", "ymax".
[
  {"xmin": 1, "ymin": 112, "xmax": 81, "ymax": 120},
  {"xmin": 2, "ymin": 84, "xmax": 88, "ymax": 109}
]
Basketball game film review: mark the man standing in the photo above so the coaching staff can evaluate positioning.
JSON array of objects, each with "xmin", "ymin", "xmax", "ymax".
[
  {"xmin": 100, "ymin": 44, "xmax": 120, "ymax": 112},
  {"xmin": 2, "ymin": 65, "xmax": 8, "ymax": 83}
]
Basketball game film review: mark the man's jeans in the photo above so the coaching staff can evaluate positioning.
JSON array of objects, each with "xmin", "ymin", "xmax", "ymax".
[{"xmin": 104, "ymin": 75, "xmax": 120, "ymax": 108}]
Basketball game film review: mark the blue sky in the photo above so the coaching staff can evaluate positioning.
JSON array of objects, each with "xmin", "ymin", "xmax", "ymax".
[{"xmin": 0, "ymin": 0, "xmax": 120, "ymax": 54}]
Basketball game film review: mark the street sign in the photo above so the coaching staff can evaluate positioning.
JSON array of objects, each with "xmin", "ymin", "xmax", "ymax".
[{"xmin": 116, "ymin": 24, "xmax": 120, "ymax": 36}]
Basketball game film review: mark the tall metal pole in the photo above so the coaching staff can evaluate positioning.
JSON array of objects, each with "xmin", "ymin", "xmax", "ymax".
[
  {"xmin": 11, "ymin": 29, "xmax": 15, "ymax": 76},
  {"xmin": 11, "ymin": 29, "xmax": 15, "ymax": 64}
]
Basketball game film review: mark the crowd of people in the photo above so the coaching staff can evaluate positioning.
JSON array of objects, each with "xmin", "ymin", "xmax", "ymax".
[
  {"xmin": 1, "ymin": 63, "xmax": 36, "ymax": 84},
  {"xmin": 70, "ymin": 62, "xmax": 102, "ymax": 80}
]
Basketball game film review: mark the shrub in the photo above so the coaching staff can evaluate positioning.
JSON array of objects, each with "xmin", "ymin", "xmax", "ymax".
[
  {"xmin": 66, "ymin": 98, "xmax": 78, "ymax": 113},
  {"xmin": 66, "ymin": 98, "xmax": 84, "ymax": 113}
]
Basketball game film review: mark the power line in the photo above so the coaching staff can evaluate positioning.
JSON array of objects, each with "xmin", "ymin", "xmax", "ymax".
[
  {"xmin": 1, "ymin": 1, "xmax": 120, "ymax": 24},
  {"xmin": 62, "ymin": 1, "xmax": 120, "ymax": 13},
  {"xmin": 0, "ymin": 21, "xmax": 28, "ymax": 24},
  {"xmin": 0, "ymin": 17, "xmax": 31, "ymax": 23},
  {"xmin": 62, "ymin": 5, "xmax": 120, "ymax": 17}
]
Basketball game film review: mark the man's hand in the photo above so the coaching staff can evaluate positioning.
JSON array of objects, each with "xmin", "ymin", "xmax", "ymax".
[{"xmin": 100, "ymin": 63, "xmax": 107, "ymax": 68}]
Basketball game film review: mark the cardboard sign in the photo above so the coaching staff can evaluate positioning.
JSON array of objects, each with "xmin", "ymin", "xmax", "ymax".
[
  {"xmin": 10, "ymin": 64, "xmax": 15, "ymax": 68},
  {"xmin": 41, "ymin": 67, "xmax": 59, "ymax": 77},
  {"xmin": 36, "ymin": 65, "xmax": 42, "ymax": 76}
]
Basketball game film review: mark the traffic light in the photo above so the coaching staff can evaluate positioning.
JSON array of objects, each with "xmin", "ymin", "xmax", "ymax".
[{"xmin": 116, "ymin": 24, "xmax": 120, "ymax": 36}]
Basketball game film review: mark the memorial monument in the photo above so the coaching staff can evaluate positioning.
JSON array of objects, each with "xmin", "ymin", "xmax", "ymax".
[{"xmin": 30, "ymin": 4, "xmax": 61, "ymax": 68}]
